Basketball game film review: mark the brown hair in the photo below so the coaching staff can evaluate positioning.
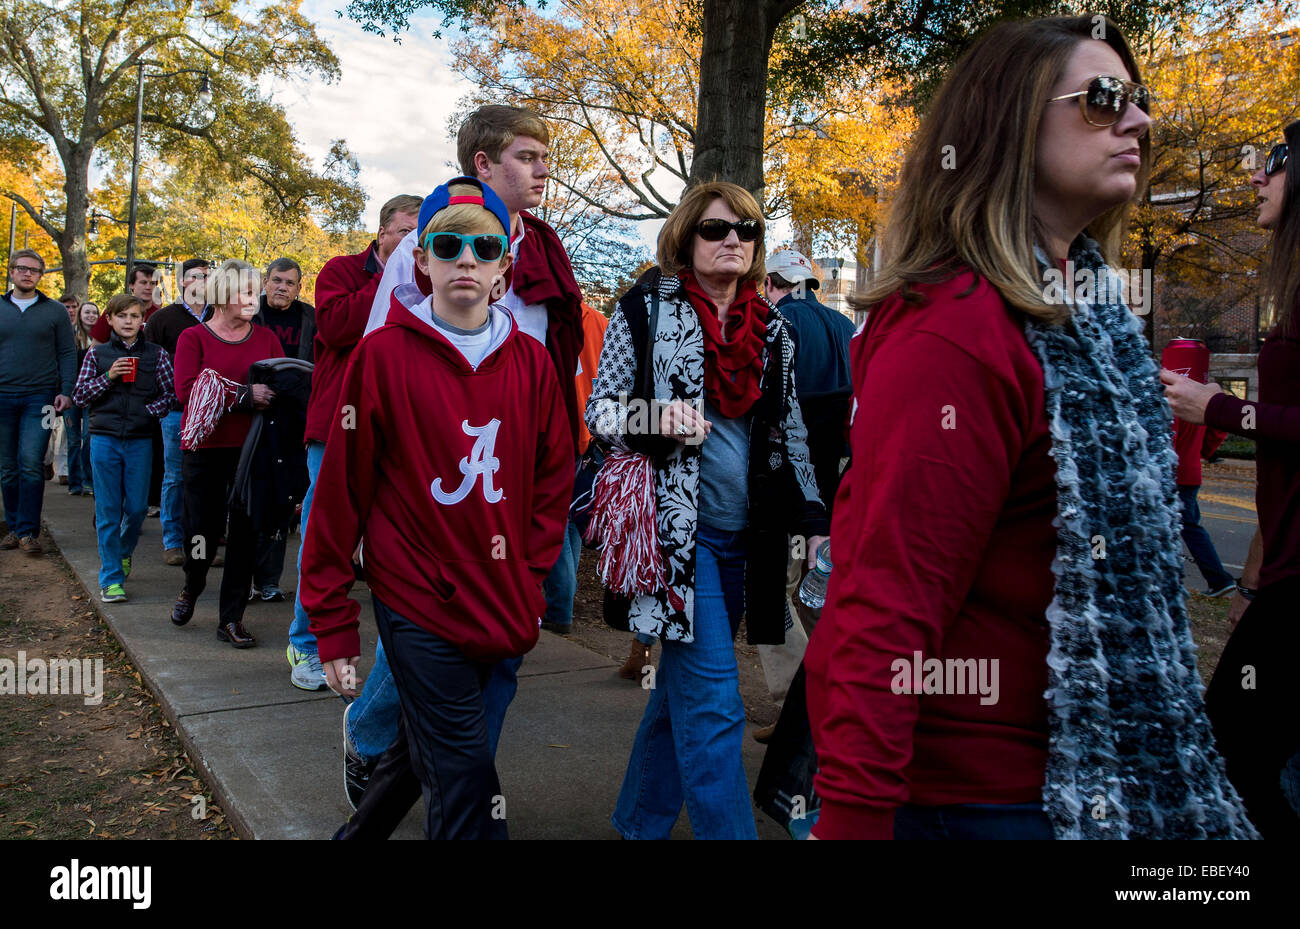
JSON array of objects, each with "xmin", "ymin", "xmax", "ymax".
[
  {"xmin": 73, "ymin": 301, "xmax": 98, "ymax": 351},
  {"xmin": 657, "ymin": 181, "xmax": 766, "ymax": 286},
  {"xmin": 379, "ymin": 194, "xmax": 423, "ymax": 231},
  {"xmin": 457, "ymin": 105, "xmax": 550, "ymax": 175},
  {"xmin": 1263, "ymin": 119, "xmax": 1300, "ymax": 338},
  {"xmin": 104, "ymin": 294, "xmax": 145, "ymax": 318},
  {"xmin": 853, "ymin": 15, "xmax": 1150, "ymax": 323},
  {"xmin": 9, "ymin": 248, "xmax": 44, "ymax": 273}
]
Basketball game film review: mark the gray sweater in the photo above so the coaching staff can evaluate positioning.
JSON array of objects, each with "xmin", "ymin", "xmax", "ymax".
[{"xmin": 0, "ymin": 289, "xmax": 78, "ymax": 397}]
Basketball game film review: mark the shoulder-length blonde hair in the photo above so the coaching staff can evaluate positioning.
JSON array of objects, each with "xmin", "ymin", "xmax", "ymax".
[
  {"xmin": 205, "ymin": 259, "xmax": 261, "ymax": 309},
  {"xmin": 657, "ymin": 181, "xmax": 766, "ymax": 286},
  {"xmin": 856, "ymin": 14, "xmax": 1150, "ymax": 323}
]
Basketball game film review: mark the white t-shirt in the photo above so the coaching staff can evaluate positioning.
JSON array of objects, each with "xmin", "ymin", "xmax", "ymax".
[
  {"xmin": 11, "ymin": 294, "xmax": 38, "ymax": 312},
  {"xmin": 497, "ymin": 223, "xmax": 550, "ymax": 347},
  {"xmin": 431, "ymin": 314, "xmax": 493, "ymax": 369}
]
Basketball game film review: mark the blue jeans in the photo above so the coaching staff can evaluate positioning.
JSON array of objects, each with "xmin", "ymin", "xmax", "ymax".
[
  {"xmin": 0, "ymin": 391, "xmax": 54, "ymax": 539},
  {"xmin": 160, "ymin": 409, "xmax": 185, "ymax": 550},
  {"xmin": 63, "ymin": 406, "xmax": 90, "ymax": 491},
  {"xmin": 289, "ymin": 441, "xmax": 326, "ymax": 654},
  {"xmin": 348, "ymin": 642, "xmax": 521, "ymax": 763},
  {"xmin": 612, "ymin": 523, "xmax": 755, "ymax": 839},
  {"xmin": 1178, "ymin": 484, "xmax": 1234, "ymax": 590},
  {"xmin": 89, "ymin": 435, "xmax": 152, "ymax": 589},
  {"xmin": 542, "ymin": 521, "xmax": 583, "ymax": 627},
  {"xmin": 893, "ymin": 802, "xmax": 1053, "ymax": 840}
]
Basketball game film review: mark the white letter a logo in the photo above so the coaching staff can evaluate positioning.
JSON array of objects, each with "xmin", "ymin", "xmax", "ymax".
[{"xmin": 432, "ymin": 419, "xmax": 504, "ymax": 505}]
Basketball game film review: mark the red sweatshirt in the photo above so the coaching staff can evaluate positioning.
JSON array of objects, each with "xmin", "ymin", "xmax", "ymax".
[
  {"xmin": 304, "ymin": 242, "xmax": 382, "ymax": 445},
  {"xmin": 299, "ymin": 296, "xmax": 575, "ymax": 665},
  {"xmin": 1205, "ymin": 330, "xmax": 1300, "ymax": 588},
  {"xmin": 173, "ymin": 322, "xmax": 283, "ymax": 448},
  {"xmin": 805, "ymin": 271, "xmax": 1058, "ymax": 840}
]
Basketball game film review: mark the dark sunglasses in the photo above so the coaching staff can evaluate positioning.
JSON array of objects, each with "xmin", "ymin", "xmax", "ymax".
[
  {"xmin": 422, "ymin": 232, "xmax": 509, "ymax": 262},
  {"xmin": 696, "ymin": 218, "xmax": 762, "ymax": 243},
  {"xmin": 1265, "ymin": 143, "xmax": 1288, "ymax": 177},
  {"xmin": 1048, "ymin": 75, "xmax": 1152, "ymax": 128}
]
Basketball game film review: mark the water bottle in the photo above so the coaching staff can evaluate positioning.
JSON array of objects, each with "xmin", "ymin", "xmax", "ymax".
[{"xmin": 798, "ymin": 540, "xmax": 832, "ymax": 612}]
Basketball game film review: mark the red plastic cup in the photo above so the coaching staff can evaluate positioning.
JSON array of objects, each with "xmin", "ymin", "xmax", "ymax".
[
  {"xmin": 1162, "ymin": 338, "xmax": 1209, "ymax": 384},
  {"xmin": 122, "ymin": 356, "xmax": 138, "ymax": 383}
]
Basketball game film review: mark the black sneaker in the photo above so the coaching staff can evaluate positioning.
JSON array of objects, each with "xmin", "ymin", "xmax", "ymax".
[{"xmin": 342, "ymin": 702, "xmax": 375, "ymax": 811}]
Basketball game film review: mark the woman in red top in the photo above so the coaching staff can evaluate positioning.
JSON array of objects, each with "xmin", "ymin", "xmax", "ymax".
[
  {"xmin": 805, "ymin": 15, "xmax": 1255, "ymax": 840},
  {"xmin": 1164, "ymin": 121, "xmax": 1300, "ymax": 838},
  {"xmin": 170, "ymin": 259, "xmax": 283, "ymax": 647}
]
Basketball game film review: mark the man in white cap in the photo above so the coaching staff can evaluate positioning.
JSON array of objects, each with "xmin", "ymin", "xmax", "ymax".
[{"xmin": 754, "ymin": 249, "xmax": 857, "ymax": 742}]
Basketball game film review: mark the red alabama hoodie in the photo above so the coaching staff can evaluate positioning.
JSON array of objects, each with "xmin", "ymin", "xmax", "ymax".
[{"xmin": 299, "ymin": 288, "xmax": 575, "ymax": 664}]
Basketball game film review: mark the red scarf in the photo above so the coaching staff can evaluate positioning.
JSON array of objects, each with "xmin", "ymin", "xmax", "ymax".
[{"xmin": 680, "ymin": 271, "xmax": 767, "ymax": 419}]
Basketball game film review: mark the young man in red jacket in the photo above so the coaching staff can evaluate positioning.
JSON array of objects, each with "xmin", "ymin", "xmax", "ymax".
[
  {"xmin": 284, "ymin": 194, "xmax": 421, "ymax": 693},
  {"xmin": 300, "ymin": 178, "xmax": 574, "ymax": 839}
]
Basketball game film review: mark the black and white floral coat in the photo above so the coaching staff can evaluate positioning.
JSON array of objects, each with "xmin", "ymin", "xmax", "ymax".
[{"xmin": 585, "ymin": 273, "xmax": 830, "ymax": 645}]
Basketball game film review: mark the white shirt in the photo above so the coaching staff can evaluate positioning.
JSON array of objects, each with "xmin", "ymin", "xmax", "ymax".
[
  {"xmin": 11, "ymin": 294, "xmax": 37, "ymax": 312},
  {"xmin": 497, "ymin": 222, "xmax": 550, "ymax": 347}
]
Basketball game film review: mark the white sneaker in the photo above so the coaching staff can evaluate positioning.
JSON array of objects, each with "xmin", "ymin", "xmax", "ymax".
[{"xmin": 287, "ymin": 644, "xmax": 327, "ymax": 691}]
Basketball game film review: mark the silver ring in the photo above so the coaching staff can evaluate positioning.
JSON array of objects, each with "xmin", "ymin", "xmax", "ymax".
[{"xmin": 676, "ymin": 423, "xmax": 690, "ymax": 435}]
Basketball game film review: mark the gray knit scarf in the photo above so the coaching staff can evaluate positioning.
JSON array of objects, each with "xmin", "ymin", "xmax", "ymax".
[{"xmin": 1024, "ymin": 235, "xmax": 1257, "ymax": 839}]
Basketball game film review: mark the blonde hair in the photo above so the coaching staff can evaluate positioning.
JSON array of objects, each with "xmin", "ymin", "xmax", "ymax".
[
  {"xmin": 420, "ymin": 183, "xmax": 509, "ymax": 242},
  {"xmin": 855, "ymin": 15, "xmax": 1150, "ymax": 323},
  {"xmin": 457, "ymin": 105, "xmax": 551, "ymax": 175},
  {"xmin": 657, "ymin": 181, "xmax": 766, "ymax": 286},
  {"xmin": 205, "ymin": 259, "xmax": 262, "ymax": 308}
]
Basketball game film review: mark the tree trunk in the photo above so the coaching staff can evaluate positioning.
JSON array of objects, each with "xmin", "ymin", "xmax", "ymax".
[
  {"xmin": 691, "ymin": 0, "xmax": 802, "ymax": 205},
  {"xmin": 58, "ymin": 149, "xmax": 92, "ymax": 299}
]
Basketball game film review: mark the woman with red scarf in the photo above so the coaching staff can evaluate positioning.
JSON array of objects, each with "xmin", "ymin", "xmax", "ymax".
[{"xmin": 586, "ymin": 181, "xmax": 829, "ymax": 839}]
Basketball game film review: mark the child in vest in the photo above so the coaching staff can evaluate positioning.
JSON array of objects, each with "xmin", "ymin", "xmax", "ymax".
[
  {"xmin": 73, "ymin": 294, "xmax": 174, "ymax": 602},
  {"xmin": 299, "ymin": 177, "xmax": 575, "ymax": 839}
]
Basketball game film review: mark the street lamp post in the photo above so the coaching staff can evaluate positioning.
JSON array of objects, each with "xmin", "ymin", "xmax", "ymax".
[{"xmin": 125, "ymin": 65, "xmax": 211, "ymax": 282}]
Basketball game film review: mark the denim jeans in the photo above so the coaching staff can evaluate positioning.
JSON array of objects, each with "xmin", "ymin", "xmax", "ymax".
[
  {"xmin": 893, "ymin": 802, "xmax": 1054, "ymax": 840},
  {"xmin": 288, "ymin": 441, "xmax": 325, "ymax": 654},
  {"xmin": 63, "ymin": 406, "xmax": 91, "ymax": 491},
  {"xmin": 89, "ymin": 435, "xmax": 152, "ymax": 589},
  {"xmin": 542, "ymin": 520, "xmax": 583, "ymax": 627},
  {"xmin": 0, "ymin": 391, "xmax": 54, "ymax": 538},
  {"xmin": 159, "ymin": 409, "xmax": 185, "ymax": 550},
  {"xmin": 1177, "ymin": 485, "xmax": 1234, "ymax": 590},
  {"xmin": 612, "ymin": 523, "xmax": 756, "ymax": 839}
]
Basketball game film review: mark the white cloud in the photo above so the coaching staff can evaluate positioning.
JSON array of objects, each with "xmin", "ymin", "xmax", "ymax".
[{"xmin": 271, "ymin": 2, "xmax": 474, "ymax": 229}]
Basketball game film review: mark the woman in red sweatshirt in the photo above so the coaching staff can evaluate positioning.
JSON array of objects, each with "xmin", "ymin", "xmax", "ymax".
[
  {"xmin": 1164, "ymin": 121, "xmax": 1300, "ymax": 838},
  {"xmin": 299, "ymin": 178, "xmax": 574, "ymax": 839},
  {"xmin": 170, "ymin": 259, "xmax": 283, "ymax": 646},
  {"xmin": 805, "ymin": 16, "xmax": 1255, "ymax": 840}
]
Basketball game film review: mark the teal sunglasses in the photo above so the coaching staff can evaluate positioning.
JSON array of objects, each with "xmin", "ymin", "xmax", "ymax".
[{"xmin": 422, "ymin": 232, "xmax": 509, "ymax": 262}]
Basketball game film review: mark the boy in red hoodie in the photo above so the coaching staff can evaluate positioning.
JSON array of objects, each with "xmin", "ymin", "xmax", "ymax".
[{"xmin": 299, "ymin": 178, "xmax": 574, "ymax": 839}]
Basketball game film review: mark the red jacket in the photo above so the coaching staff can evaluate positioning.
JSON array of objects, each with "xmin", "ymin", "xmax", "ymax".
[
  {"xmin": 1173, "ymin": 418, "xmax": 1227, "ymax": 486},
  {"xmin": 299, "ymin": 294, "xmax": 575, "ymax": 665},
  {"xmin": 304, "ymin": 242, "xmax": 382, "ymax": 444},
  {"xmin": 805, "ymin": 271, "xmax": 1057, "ymax": 839}
]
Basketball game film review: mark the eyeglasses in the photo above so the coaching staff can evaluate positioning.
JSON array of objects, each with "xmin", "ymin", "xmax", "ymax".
[
  {"xmin": 1265, "ymin": 143, "xmax": 1289, "ymax": 177},
  {"xmin": 422, "ymin": 232, "xmax": 509, "ymax": 262},
  {"xmin": 11, "ymin": 265, "xmax": 42, "ymax": 275},
  {"xmin": 1047, "ymin": 75, "xmax": 1152, "ymax": 128},
  {"xmin": 696, "ymin": 218, "xmax": 762, "ymax": 243}
]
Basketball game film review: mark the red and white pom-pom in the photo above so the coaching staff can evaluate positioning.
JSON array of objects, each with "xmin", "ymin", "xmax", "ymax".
[
  {"xmin": 584, "ymin": 449, "xmax": 666, "ymax": 597},
  {"xmin": 180, "ymin": 368, "xmax": 243, "ymax": 450}
]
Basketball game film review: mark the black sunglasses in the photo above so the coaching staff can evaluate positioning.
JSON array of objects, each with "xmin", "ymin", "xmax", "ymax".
[
  {"xmin": 1265, "ymin": 143, "xmax": 1288, "ymax": 177},
  {"xmin": 696, "ymin": 218, "xmax": 762, "ymax": 243},
  {"xmin": 1048, "ymin": 75, "xmax": 1152, "ymax": 128}
]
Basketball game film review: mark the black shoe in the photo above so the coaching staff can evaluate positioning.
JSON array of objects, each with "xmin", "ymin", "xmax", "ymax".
[
  {"xmin": 171, "ymin": 590, "xmax": 195, "ymax": 626},
  {"xmin": 216, "ymin": 621, "xmax": 256, "ymax": 648},
  {"xmin": 343, "ymin": 702, "xmax": 375, "ymax": 811},
  {"xmin": 540, "ymin": 621, "xmax": 572, "ymax": 636}
]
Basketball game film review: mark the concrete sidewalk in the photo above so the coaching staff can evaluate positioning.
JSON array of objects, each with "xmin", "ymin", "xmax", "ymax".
[{"xmin": 41, "ymin": 490, "xmax": 786, "ymax": 840}]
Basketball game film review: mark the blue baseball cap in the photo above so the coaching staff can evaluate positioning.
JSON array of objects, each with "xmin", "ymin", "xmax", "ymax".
[{"xmin": 417, "ymin": 176, "xmax": 511, "ymax": 241}]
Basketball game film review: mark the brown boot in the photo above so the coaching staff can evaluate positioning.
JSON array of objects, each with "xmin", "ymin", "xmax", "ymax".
[{"xmin": 618, "ymin": 638, "xmax": 653, "ymax": 681}]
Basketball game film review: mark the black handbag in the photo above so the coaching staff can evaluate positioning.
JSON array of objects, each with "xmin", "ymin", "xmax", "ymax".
[{"xmin": 569, "ymin": 286, "xmax": 660, "ymax": 550}]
